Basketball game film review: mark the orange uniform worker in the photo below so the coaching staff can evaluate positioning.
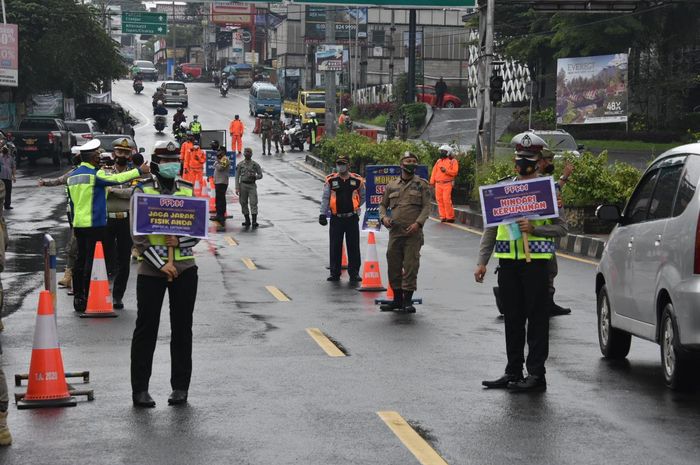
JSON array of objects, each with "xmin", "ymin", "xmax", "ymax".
[
  {"xmin": 229, "ymin": 115, "xmax": 244, "ymax": 155},
  {"xmin": 186, "ymin": 141, "xmax": 206, "ymax": 188},
  {"xmin": 180, "ymin": 132, "xmax": 195, "ymax": 181},
  {"xmin": 430, "ymin": 144, "xmax": 459, "ymax": 223}
]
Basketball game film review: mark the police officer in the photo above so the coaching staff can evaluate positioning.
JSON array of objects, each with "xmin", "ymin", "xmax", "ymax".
[
  {"xmin": 235, "ymin": 147, "xmax": 263, "ymax": 228},
  {"xmin": 430, "ymin": 144, "xmax": 459, "ymax": 223},
  {"xmin": 189, "ymin": 114, "xmax": 202, "ymax": 144},
  {"xmin": 260, "ymin": 114, "xmax": 273, "ymax": 156},
  {"xmin": 378, "ymin": 152, "xmax": 431, "ymax": 313},
  {"xmin": 475, "ymin": 132, "xmax": 568, "ymax": 393},
  {"xmin": 229, "ymin": 114, "xmax": 244, "ymax": 155},
  {"xmin": 67, "ymin": 139, "xmax": 148, "ymax": 313},
  {"xmin": 130, "ymin": 141, "xmax": 199, "ymax": 408},
  {"xmin": 319, "ymin": 155, "xmax": 365, "ymax": 282},
  {"xmin": 272, "ymin": 116, "xmax": 285, "ymax": 154},
  {"xmin": 306, "ymin": 112, "xmax": 319, "ymax": 151}
]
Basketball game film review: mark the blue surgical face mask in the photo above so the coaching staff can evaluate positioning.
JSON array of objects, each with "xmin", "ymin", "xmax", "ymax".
[{"xmin": 158, "ymin": 162, "xmax": 181, "ymax": 179}]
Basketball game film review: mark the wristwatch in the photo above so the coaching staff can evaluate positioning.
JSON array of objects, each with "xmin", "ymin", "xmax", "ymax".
[{"xmin": 559, "ymin": 175, "xmax": 569, "ymax": 182}]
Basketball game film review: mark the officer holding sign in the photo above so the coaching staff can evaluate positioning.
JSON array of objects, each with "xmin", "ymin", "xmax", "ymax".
[
  {"xmin": 474, "ymin": 133, "xmax": 567, "ymax": 393},
  {"xmin": 130, "ymin": 141, "xmax": 200, "ymax": 408}
]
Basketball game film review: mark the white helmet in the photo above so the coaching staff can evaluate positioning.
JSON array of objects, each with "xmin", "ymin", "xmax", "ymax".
[
  {"xmin": 438, "ymin": 144, "xmax": 453, "ymax": 156},
  {"xmin": 309, "ymin": 112, "xmax": 317, "ymax": 118},
  {"xmin": 180, "ymin": 122, "xmax": 188, "ymax": 129},
  {"xmin": 157, "ymin": 100, "xmax": 163, "ymax": 105},
  {"xmin": 342, "ymin": 108, "xmax": 348, "ymax": 113}
]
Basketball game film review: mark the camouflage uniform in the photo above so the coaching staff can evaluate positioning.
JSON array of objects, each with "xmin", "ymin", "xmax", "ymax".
[
  {"xmin": 235, "ymin": 156, "xmax": 263, "ymax": 217},
  {"xmin": 271, "ymin": 119, "xmax": 285, "ymax": 154},
  {"xmin": 260, "ymin": 117, "xmax": 273, "ymax": 155}
]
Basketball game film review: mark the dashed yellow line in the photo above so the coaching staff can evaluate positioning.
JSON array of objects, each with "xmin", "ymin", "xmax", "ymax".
[
  {"xmin": 225, "ymin": 236, "xmax": 238, "ymax": 246},
  {"xmin": 242, "ymin": 258, "xmax": 257, "ymax": 270},
  {"xmin": 266, "ymin": 285, "xmax": 290, "ymax": 302},
  {"xmin": 377, "ymin": 411, "xmax": 449, "ymax": 465},
  {"xmin": 429, "ymin": 217, "xmax": 599, "ymax": 266},
  {"xmin": 305, "ymin": 328, "xmax": 345, "ymax": 357}
]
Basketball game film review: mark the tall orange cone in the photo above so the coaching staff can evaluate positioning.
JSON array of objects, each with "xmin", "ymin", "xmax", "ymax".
[
  {"xmin": 375, "ymin": 283, "xmax": 394, "ymax": 304},
  {"xmin": 81, "ymin": 241, "xmax": 117, "ymax": 318},
  {"xmin": 358, "ymin": 232, "xmax": 386, "ymax": 292},
  {"xmin": 18, "ymin": 290, "xmax": 77, "ymax": 409},
  {"xmin": 193, "ymin": 179, "xmax": 202, "ymax": 197},
  {"xmin": 209, "ymin": 177, "xmax": 217, "ymax": 213}
]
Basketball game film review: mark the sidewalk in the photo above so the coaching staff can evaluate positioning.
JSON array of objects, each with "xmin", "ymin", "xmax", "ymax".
[{"xmin": 302, "ymin": 154, "xmax": 607, "ymax": 261}]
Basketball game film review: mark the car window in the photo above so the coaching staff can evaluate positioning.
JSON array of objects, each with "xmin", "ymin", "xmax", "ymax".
[
  {"xmin": 648, "ymin": 164, "xmax": 683, "ymax": 220},
  {"xmin": 625, "ymin": 169, "xmax": 660, "ymax": 224},
  {"xmin": 165, "ymin": 83, "xmax": 186, "ymax": 90},
  {"xmin": 258, "ymin": 89, "xmax": 280, "ymax": 100},
  {"xmin": 304, "ymin": 94, "xmax": 326, "ymax": 108},
  {"xmin": 540, "ymin": 134, "xmax": 577, "ymax": 151},
  {"xmin": 66, "ymin": 122, "xmax": 90, "ymax": 133},
  {"xmin": 418, "ymin": 87, "xmax": 434, "ymax": 95},
  {"xmin": 19, "ymin": 119, "xmax": 57, "ymax": 130},
  {"xmin": 673, "ymin": 156, "xmax": 700, "ymax": 216},
  {"xmin": 135, "ymin": 61, "xmax": 154, "ymax": 68}
]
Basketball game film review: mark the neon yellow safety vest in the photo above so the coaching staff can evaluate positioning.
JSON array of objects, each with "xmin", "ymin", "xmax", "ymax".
[
  {"xmin": 190, "ymin": 121, "xmax": 202, "ymax": 134},
  {"xmin": 494, "ymin": 219, "xmax": 555, "ymax": 260},
  {"xmin": 141, "ymin": 184, "xmax": 195, "ymax": 262}
]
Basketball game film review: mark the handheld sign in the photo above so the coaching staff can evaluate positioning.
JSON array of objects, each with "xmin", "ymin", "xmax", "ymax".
[
  {"xmin": 133, "ymin": 193, "xmax": 209, "ymax": 239},
  {"xmin": 362, "ymin": 165, "xmax": 429, "ymax": 231},
  {"xmin": 479, "ymin": 177, "xmax": 559, "ymax": 262}
]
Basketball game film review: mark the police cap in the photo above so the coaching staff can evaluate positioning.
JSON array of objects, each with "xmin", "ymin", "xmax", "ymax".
[
  {"xmin": 152, "ymin": 141, "xmax": 180, "ymax": 159},
  {"xmin": 79, "ymin": 139, "xmax": 101, "ymax": 153},
  {"xmin": 511, "ymin": 132, "xmax": 548, "ymax": 157},
  {"xmin": 112, "ymin": 137, "xmax": 134, "ymax": 151},
  {"xmin": 401, "ymin": 151, "xmax": 419, "ymax": 162},
  {"xmin": 336, "ymin": 155, "xmax": 349, "ymax": 164}
]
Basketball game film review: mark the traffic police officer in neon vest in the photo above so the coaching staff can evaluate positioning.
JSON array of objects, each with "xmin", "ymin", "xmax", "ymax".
[
  {"xmin": 130, "ymin": 141, "xmax": 200, "ymax": 408},
  {"xmin": 67, "ymin": 139, "xmax": 149, "ymax": 313},
  {"xmin": 189, "ymin": 115, "xmax": 202, "ymax": 144},
  {"xmin": 319, "ymin": 155, "xmax": 365, "ymax": 282},
  {"xmin": 306, "ymin": 112, "xmax": 319, "ymax": 151},
  {"xmin": 474, "ymin": 132, "xmax": 568, "ymax": 393}
]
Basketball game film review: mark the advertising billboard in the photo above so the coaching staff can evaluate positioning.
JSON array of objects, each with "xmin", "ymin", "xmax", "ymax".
[
  {"xmin": 316, "ymin": 45, "xmax": 344, "ymax": 72},
  {"xmin": 0, "ymin": 24, "xmax": 18, "ymax": 87},
  {"xmin": 210, "ymin": 2, "xmax": 254, "ymax": 27},
  {"xmin": 304, "ymin": 7, "xmax": 367, "ymax": 43},
  {"xmin": 556, "ymin": 53, "xmax": 628, "ymax": 125}
]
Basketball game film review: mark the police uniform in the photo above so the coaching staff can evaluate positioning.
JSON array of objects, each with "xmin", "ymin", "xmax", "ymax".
[
  {"xmin": 319, "ymin": 155, "xmax": 365, "ymax": 281},
  {"xmin": 235, "ymin": 148, "xmax": 263, "ymax": 228},
  {"xmin": 378, "ymin": 152, "xmax": 431, "ymax": 312},
  {"xmin": 260, "ymin": 115, "xmax": 273, "ymax": 155},
  {"xmin": 130, "ymin": 141, "xmax": 199, "ymax": 408},
  {"xmin": 67, "ymin": 139, "xmax": 144, "ymax": 312},
  {"xmin": 306, "ymin": 114, "xmax": 319, "ymax": 151},
  {"xmin": 477, "ymin": 132, "xmax": 568, "ymax": 392},
  {"xmin": 189, "ymin": 117, "xmax": 202, "ymax": 144}
]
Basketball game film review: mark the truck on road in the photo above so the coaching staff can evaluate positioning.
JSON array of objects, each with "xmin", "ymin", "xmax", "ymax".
[
  {"xmin": 283, "ymin": 90, "xmax": 326, "ymax": 124},
  {"xmin": 12, "ymin": 117, "xmax": 72, "ymax": 167}
]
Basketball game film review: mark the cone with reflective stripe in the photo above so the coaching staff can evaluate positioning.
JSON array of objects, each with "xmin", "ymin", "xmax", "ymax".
[
  {"xmin": 193, "ymin": 179, "xmax": 202, "ymax": 197},
  {"xmin": 209, "ymin": 177, "xmax": 216, "ymax": 213},
  {"xmin": 341, "ymin": 243, "xmax": 348, "ymax": 270},
  {"xmin": 81, "ymin": 241, "xmax": 117, "ymax": 318},
  {"xmin": 18, "ymin": 290, "xmax": 77, "ymax": 409},
  {"xmin": 358, "ymin": 232, "xmax": 386, "ymax": 292},
  {"xmin": 374, "ymin": 283, "xmax": 394, "ymax": 304}
]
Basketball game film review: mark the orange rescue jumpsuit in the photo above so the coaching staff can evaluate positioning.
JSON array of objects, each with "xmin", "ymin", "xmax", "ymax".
[
  {"xmin": 180, "ymin": 140, "xmax": 194, "ymax": 181},
  {"xmin": 430, "ymin": 157, "xmax": 459, "ymax": 221},
  {"xmin": 229, "ymin": 119, "xmax": 244, "ymax": 154},
  {"xmin": 187, "ymin": 147, "xmax": 207, "ymax": 188}
]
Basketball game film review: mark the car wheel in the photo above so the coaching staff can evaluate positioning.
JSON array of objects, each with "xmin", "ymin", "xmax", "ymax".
[
  {"xmin": 660, "ymin": 304, "xmax": 697, "ymax": 390},
  {"xmin": 445, "ymin": 101, "xmax": 455, "ymax": 108},
  {"xmin": 597, "ymin": 285, "xmax": 631, "ymax": 359}
]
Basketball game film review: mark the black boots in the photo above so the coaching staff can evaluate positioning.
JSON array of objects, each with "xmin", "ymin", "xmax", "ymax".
[
  {"xmin": 379, "ymin": 291, "xmax": 403, "ymax": 311},
  {"xmin": 252, "ymin": 214, "xmax": 259, "ymax": 229},
  {"xmin": 242, "ymin": 215, "xmax": 251, "ymax": 227},
  {"xmin": 400, "ymin": 290, "xmax": 416, "ymax": 313}
]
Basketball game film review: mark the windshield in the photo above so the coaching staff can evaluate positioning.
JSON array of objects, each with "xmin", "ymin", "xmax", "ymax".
[
  {"xmin": 19, "ymin": 119, "xmax": 57, "ymax": 130},
  {"xmin": 304, "ymin": 94, "xmax": 326, "ymax": 108},
  {"xmin": 165, "ymin": 83, "xmax": 186, "ymax": 90},
  {"xmin": 541, "ymin": 134, "xmax": 577, "ymax": 151},
  {"xmin": 66, "ymin": 122, "xmax": 90, "ymax": 133},
  {"xmin": 134, "ymin": 61, "xmax": 154, "ymax": 68},
  {"xmin": 258, "ymin": 89, "xmax": 280, "ymax": 100}
]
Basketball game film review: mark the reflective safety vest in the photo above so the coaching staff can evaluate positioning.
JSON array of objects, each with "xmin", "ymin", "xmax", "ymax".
[
  {"xmin": 494, "ymin": 219, "xmax": 555, "ymax": 260},
  {"xmin": 141, "ymin": 182, "xmax": 195, "ymax": 262},
  {"xmin": 326, "ymin": 173, "xmax": 363, "ymax": 215},
  {"xmin": 309, "ymin": 119, "xmax": 318, "ymax": 143},
  {"xmin": 190, "ymin": 121, "xmax": 202, "ymax": 134}
]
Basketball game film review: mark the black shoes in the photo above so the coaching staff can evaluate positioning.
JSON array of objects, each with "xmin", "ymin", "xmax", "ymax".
[
  {"xmin": 168, "ymin": 390, "xmax": 188, "ymax": 405},
  {"xmin": 326, "ymin": 275, "xmax": 340, "ymax": 281},
  {"xmin": 252, "ymin": 214, "xmax": 259, "ymax": 229},
  {"xmin": 73, "ymin": 297, "xmax": 86, "ymax": 313},
  {"xmin": 507, "ymin": 375, "xmax": 547, "ymax": 393},
  {"xmin": 379, "ymin": 291, "xmax": 403, "ymax": 312},
  {"xmin": 132, "ymin": 391, "xmax": 156, "ymax": 408},
  {"xmin": 349, "ymin": 275, "xmax": 362, "ymax": 282},
  {"xmin": 550, "ymin": 303, "xmax": 571, "ymax": 316},
  {"xmin": 482, "ymin": 373, "xmax": 524, "ymax": 389},
  {"xmin": 242, "ymin": 215, "xmax": 251, "ymax": 227},
  {"xmin": 397, "ymin": 291, "xmax": 416, "ymax": 313},
  {"xmin": 113, "ymin": 298, "xmax": 124, "ymax": 310}
]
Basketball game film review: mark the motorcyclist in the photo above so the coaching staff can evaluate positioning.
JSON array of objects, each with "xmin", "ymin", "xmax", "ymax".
[
  {"xmin": 174, "ymin": 122, "xmax": 188, "ymax": 143},
  {"xmin": 173, "ymin": 107, "xmax": 186, "ymax": 132},
  {"xmin": 152, "ymin": 88, "xmax": 165, "ymax": 108},
  {"xmin": 153, "ymin": 100, "xmax": 168, "ymax": 117},
  {"xmin": 133, "ymin": 74, "xmax": 144, "ymax": 87}
]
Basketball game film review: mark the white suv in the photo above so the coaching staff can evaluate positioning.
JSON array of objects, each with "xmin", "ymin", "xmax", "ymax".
[{"xmin": 596, "ymin": 143, "xmax": 700, "ymax": 389}]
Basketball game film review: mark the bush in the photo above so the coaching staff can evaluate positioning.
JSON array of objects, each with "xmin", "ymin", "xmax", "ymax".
[
  {"xmin": 351, "ymin": 102, "xmax": 397, "ymax": 121},
  {"xmin": 400, "ymin": 103, "xmax": 427, "ymax": 129}
]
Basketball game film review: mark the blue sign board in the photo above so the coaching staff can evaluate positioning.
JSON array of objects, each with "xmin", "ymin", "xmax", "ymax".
[
  {"xmin": 362, "ymin": 165, "xmax": 429, "ymax": 231},
  {"xmin": 478, "ymin": 177, "xmax": 559, "ymax": 228},
  {"xmin": 205, "ymin": 150, "xmax": 236, "ymax": 178},
  {"xmin": 132, "ymin": 193, "xmax": 209, "ymax": 239}
]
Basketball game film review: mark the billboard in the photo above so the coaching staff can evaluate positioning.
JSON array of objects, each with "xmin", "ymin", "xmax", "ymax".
[
  {"xmin": 0, "ymin": 24, "xmax": 18, "ymax": 87},
  {"xmin": 556, "ymin": 53, "xmax": 628, "ymax": 125},
  {"xmin": 316, "ymin": 45, "xmax": 344, "ymax": 72},
  {"xmin": 304, "ymin": 7, "xmax": 367, "ymax": 43},
  {"xmin": 210, "ymin": 2, "xmax": 254, "ymax": 27}
]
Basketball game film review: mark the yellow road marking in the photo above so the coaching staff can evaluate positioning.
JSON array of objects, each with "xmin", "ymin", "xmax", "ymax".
[
  {"xmin": 305, "ymin": 328, "xmax": 346, "ymax": 357},
  {"xmin": 377, "ymin": 411, "xmax": 449, "ymax": 465},
  {"xmin": 242, "ymin": 258, "xmax": 257, "ymax": 270},
  {"xmin": 266, "ymin": 285, "xmax": 290, "ymax": 302},
  {"xmin": 225, "ymin": 236, "xmax": 238, "ymax": 246},
  {"xmin": 429, "ymin": 217, "xmax": 599, "ymax": 266}
]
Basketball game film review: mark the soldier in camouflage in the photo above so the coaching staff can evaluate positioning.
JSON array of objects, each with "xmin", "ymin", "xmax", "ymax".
[
  {"xmin": 260, "ymin": 114, "xmax": 273, "ymax": 156},
  {"xmin": 235, "ymin": 147, "xmax": 263, "ymax": 229}
]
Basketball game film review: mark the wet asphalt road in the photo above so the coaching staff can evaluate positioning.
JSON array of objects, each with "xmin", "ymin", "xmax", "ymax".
[{"xmin": 0, "ymin": 80, "xmax": 699, "ymax": 465}]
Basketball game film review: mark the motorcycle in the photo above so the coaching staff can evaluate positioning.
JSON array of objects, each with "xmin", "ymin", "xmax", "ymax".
[
  {"xmin": 285, "ymin": 120, "xmax": 308, "ymax": 151},
  {"xmin": 133, "ymin": 79, "xmax": 144, "ymax": 94},
  {"xmin": 154, "ymin": 115, "xmax": 167, "ymax": 133},
  {"xmin": 220, "ymin": 80, "xmax": 229, "ymax": 97}
]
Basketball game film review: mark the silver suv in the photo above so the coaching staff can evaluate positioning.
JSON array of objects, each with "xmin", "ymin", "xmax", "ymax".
[
  {"xmin": 529, "ymin": 129, "xmax": 583, "ymax": 158},
  {"xmin": 596, "ymin": 143, "xmax": 700, "ymax": 389},
  {"xmin": 160, "ymin": 81, "xmax": 188, "ymax": 107}
]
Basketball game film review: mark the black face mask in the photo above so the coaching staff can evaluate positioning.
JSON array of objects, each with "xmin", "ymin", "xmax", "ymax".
[
  {"xmin": 515, "ymin": 158, "xmax": 538, "ymax": 176},
  {"xmin": 115, "ymin": 157, "xmax": 129, "ymax": 166},
  {"xmin": 542, "ymin": 163, "xmax": 555, "ymax": 175}
]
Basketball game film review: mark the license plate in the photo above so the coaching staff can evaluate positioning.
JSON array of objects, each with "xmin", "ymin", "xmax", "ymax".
[
  {"xmin": 172, "ymin": 92, "xmax": 179, "ymax": 96},
  {"xmin": 23, "ymin": 146, "xmax": 38, "ymax": 151},
  {"xmin": 24, "ymin": 139, "xmax": 36, "ymax": 145},
  {"xmin": 267, "ymin": 107, "xmax": 274, "ymax": 111}
]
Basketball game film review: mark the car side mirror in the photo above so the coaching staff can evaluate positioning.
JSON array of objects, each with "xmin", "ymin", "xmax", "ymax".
[
  {"xmin": 577, "ymin": 144, "xmax": 585, "ymax": 150},
  {"xmin": 596, "ymin": 204, "xmax": 621, "ymax": 223},
  {"xmin": 138, "ymin": 147, "xmax": 145, "ymax": 153}
]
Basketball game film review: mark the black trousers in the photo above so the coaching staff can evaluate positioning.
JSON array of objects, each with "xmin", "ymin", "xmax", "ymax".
[
  {"xmin": 497, "ymin": 259, "xmax": 550, "ymax": 376},
  {"xmin": 215, "ymin": 184, "xmax": 227, "ymax": 220},
  {"xmin": 2, "ymin": 179, "xmax": 10, "ymax": 208},
  {"xmin": 131, "ymin": 267, "xmax": 199, "ymax": 393},
  {"xmin": 329, "ymin": 215, "xmax": 360, "ymax": 278},
  {"xmin": 72, "ymin": 227, "xmax": 107, "ymax": 310},
  {"xmin": 105, "ymin": 217, "xmax": 132, "ymax": 300}
]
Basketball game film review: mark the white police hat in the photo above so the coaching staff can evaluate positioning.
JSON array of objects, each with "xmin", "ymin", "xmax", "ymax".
[{"xmin": 79, "ymin": 139, "xmax": 101, "ymax": 153}]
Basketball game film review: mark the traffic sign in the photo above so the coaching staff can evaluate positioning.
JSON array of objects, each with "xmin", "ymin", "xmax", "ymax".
[
  {"xmin": 122, "ymin": 11, "xmax": 168, "ymax": 35},
  {"xmin": 241, "ymin": 30, "xmax": 252, "ymax": 44}
]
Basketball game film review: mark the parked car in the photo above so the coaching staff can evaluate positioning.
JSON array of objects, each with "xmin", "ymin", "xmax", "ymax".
[
  {"xmin": 131, "ymin": 60, "xmax": 158, "ymax": 81},
  {"xmin": 595, "ymin": 143, "xmax": 700, "ymax": 390},
  {"xmin": 75, "ymin": 103, "xmax": 136, "ymax": 136},
  {"xmin": 529, "ymin": 129, "xmax": 584, "ymax": 158},
  {"xmin": 93, "ymin": 134, "xmax": 143, "ymax": 158},
  {"xmin": 416, "ymin": 85, "xmax": 462, "ymax": 108},
  {"xmin": 159, "ymin": 81, "xmax": 188, "ymax": 107},
  {"xmin": 179, "ymin": 63, "xmax": 203, "ymax": 80},
  {"xmin": 65, "ymin": 119, "xmax": 100, "ymax": 146},
  {"xmin": 13, "ymin": 117, "xmax": 72, "ymax": 166}
]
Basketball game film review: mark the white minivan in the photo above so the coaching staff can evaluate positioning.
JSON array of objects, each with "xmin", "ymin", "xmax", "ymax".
[{"xmin": 596, "ymin": 143, "xmax": 700, "ymax": 390}]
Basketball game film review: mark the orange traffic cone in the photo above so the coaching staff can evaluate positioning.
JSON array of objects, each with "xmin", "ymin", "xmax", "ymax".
[
  {"xmin": 193, "ymin": 179, "xmax": 202, "ymax": 197},
  {"xmin": 374, "ymin": 283, "xmax": 394, "ymax": 304},
  {"xmin": 358, "ymin": 232, "xmax": 386, "ymax": 292},
  {"xmin": 81, "ymin": 241, "xmax": 117, "ymax": 318},
  {"xmin": 18, "ymin": 290, "xmax": 77, "ymax": 409},
  {"xmin": 209, "ymin": 178, "xmax": 216, "ymax": 213}
]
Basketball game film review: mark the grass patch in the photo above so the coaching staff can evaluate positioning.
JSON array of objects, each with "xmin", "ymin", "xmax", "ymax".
[{"xmin": 356, "ymin": 114, "xmax": 388, "ymax": 127}]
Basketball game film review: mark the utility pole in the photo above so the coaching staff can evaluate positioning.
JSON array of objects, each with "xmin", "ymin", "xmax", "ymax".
[
  {"xmin": 388, "ymin": 10, "xmax": 395, "ymax": 86},
  {"xmin": 172, "ymin": 1, "xmax": 177, "ymax": 79},
  {"xmin": 406, "ymin": 9, "xmax": 416, "ymax": 104},
  {"xmin": 474, "ymin": 0, "xmax": 494, "ymax": 163},
  {"xmin": 324, "ymin": 7, "xmax": 336, "ymax": 137}
]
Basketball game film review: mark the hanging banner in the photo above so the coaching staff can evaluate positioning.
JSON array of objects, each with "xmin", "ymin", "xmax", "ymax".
[
  {"xmin": 30, "ymin": 92, "xmax": 64, "ymax": 117},
  {"xmin": 0, "ymin": 24, "xmax": 18, "ymax": 87},
  {"xmin": 132, "ymin": 193, "xmax": 209, "ymax": 239},
  {"xmin": 556, "ymin": 53, "xmax": 628, "ymax": 125},
  {"xmin": 210, "ymin": 2, "xmax": 255, "ymax": 27},
  {"xmin": 362, "ymin": 165, "xmax": 429, "ymax": 231},
  {"xmin": 478, "ymin": 177, "xmax": 559, "ymax": 228}
]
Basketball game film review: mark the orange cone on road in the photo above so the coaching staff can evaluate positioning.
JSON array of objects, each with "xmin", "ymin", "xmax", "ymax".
[
  {"xmin": 209, "ymin": 178, "xmax": 216, "ymax": 213},
  {"xmin": 374, "ymin": 283, "xmax": 394, "ymax": 304},
  {"xmin": 358, "ymin": 232, "xmax": 386, "ymax": 292},
  {"xmin": 193, "ymin": 179, "xmax": 202, "ymax": 197},
  {"xmin": 81, "ymin": 241, "xmax": 117, "ymax": 318},
  {"xmin": 18, "ymin": 290, "xmax": 77, "ymax": 409}
]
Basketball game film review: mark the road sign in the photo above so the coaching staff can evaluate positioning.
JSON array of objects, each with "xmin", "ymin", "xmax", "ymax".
[
  {"xmin": 241, "ymin": 30, "xmax": 252, "ymax": 44},
  {"xmin": 0, "ymin": 24, "xmax": 19, "ymax": 87},
  {"xmin": 121, "ymin": 11, "xmax": 168, "ymax": 35}
]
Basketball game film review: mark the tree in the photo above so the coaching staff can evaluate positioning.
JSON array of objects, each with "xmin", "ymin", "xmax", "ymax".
[{"xmin": 7, "ymin": 0, "xmax": 125, "ymax": 98}]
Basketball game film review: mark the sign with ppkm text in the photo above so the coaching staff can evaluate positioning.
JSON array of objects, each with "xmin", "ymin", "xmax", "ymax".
[
  {"xmin": 133, "ymin": 193, "xmax": 209, "ymax": 239},
  {"xmin": 479, "ymin": 177, "xmax": 559, "ymax": 228}
]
